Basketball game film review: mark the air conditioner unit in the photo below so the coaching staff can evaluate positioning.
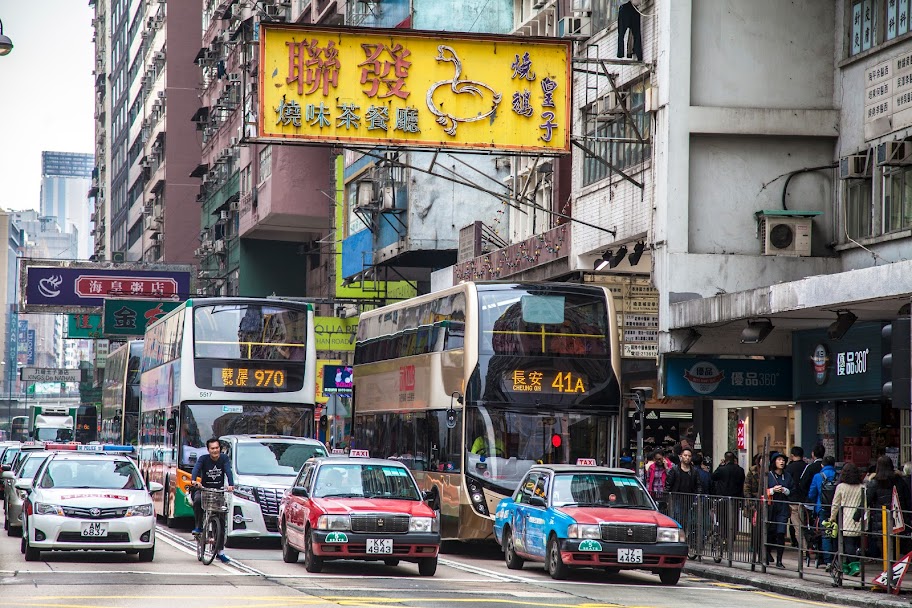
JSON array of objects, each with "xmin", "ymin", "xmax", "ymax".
[
  {"xmin": 194, "ymin": 248, "xmax": 203, "ymax": 257},
  {"xmin": 220, "ymin": 210, "xmax": 229, "ymax": 220},
  {"xmin": 532, "ymin": 0, "xmax": 547, "ymax": 8},
  {"xmin": 264, "ymin": 4, "xmax": 281, "ymax": 17},
  {"xmin": 214, "ymin": 240, "xmax": 226, "ymax": 253},
  {"xmin": 876, "ymin": 141, "xmax": 912, "ymax": 165},
  {"xmin": 228, "ymin": 73, "xmax": 240, "ymax": 83},
  {"xmin": 380, "ymin": 185, "xmax": 395, "ymax": 210},
  {"xmin": 839, "ymin": 154, "xmax": 871, "ymax": 179},
  {"xmin": 229, "ymin": 137, "xmax": 239, "ymax": 147},
  {"xmin": 229, "ymin": 201, "xmax": 239, "ymax": 212},
  {"xmin": 140, "ymin": 158, "xmax": 151, "ymax": 169},
  {"xmin": 154, "ymin": 51, "xmax": 165, "ymax": 61},
  {"xmin": 759, "ymin": 215, "xmax": 813, "ymax": 257},
  {"xmin": 558, "ymin": 16, "xmax": 591, "ymax": 38},
  {"xmin": 151, "ymin": 233, "xmax": 163, "ymax": 242},
  {"xmin": 158, "ymin": 90, "xmax": 166, "ymax": 100},
  {"xmin": 277, "ymin": 0, "xmax": 291, "ymax": 6}
]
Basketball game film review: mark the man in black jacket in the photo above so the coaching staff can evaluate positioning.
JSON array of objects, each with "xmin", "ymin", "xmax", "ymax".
[
  {"xmin": 712, "ymin": 451, "xmax": 745, "ymax": 498},
  {"xmin": 785, "ymin": 446, "xmax": 808, "ymax": 547},
  {"xmin": 665, "ymin": 448, "xmax": 703, "ymax": 538},
  {"xmin": 798, "ymin": 444, "xmax": 825, "ymax": 561}
]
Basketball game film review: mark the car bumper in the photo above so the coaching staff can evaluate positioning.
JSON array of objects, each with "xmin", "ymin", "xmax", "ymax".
[
  {"xmin": 27, "ymin": 514, "xmax": 156, "ymax": 550},
  {"xmin": 311, "ymin": 530, "xmax": 440, "ymax": 559},
  {"xmin": 226, "ymin": 495, "xmax": 280, "ymax": 539},
  {"xmin": 559, "ymin": 540, "xmax": 688, "ymax": 569}
]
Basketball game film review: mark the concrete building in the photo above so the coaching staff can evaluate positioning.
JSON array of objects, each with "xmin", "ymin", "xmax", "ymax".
[
  {"xmin": 0, "ymin": 212, "xmax": 24, "ymax": 398},
  {"xmin": 91, "ymin": 0, "xmax": 202, "ymax": 266},
  {"xmin": 39, "ymin": 152, "xmax": 93, "ymax": 260}
]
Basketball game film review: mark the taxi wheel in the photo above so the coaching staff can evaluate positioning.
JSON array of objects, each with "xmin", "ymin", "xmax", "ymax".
[
  {"xmin": 503, "ymin": 529, "xmax": 524, "ymax": 570},
  {"xmin": 23, "ymin": 535, "xmax": 40, "ymax": 562},
  {"xmin": 547, "ymin": 536, "xmax": 569, "ymax": 580},
  {"xmin": 659, "ymin": 569, "xmax": 681, "ymax": 586},
  {"xmin": 418, "ymin": 557, "xmax": 437, "ymax": 577},
  {"xmin": 20, "ymin": 533, "xmax": 26, "ymax": 554},
  {"xmin": 138, "ymin": 547, "xmax": 155, "ymax": 562},
  {"xmin": 303, "ymin": 529, "xmax": 323, "ymax": 573},
  {"xmin": 281, "ymin": 526, "xmax": 300, "ymax": 564},
  {"xmin": 7, "ymin": 521, "xmax": 18, "ymax": 537},
  {"xmin": 383, "ymin": 559, "xmax": 400, "ymax": 567}
]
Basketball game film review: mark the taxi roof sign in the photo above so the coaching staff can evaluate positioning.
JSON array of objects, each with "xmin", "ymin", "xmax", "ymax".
[
  {"xmin": 331, "ymin": 448, "xmax": 345, "ymax": 454},
  {"xmin": 349, "ymin": 449, "xmax": 370, "ymax": 458},
  {"xmin": 576, "ymin": 458, "xmax": 597, "ymax": 466}
]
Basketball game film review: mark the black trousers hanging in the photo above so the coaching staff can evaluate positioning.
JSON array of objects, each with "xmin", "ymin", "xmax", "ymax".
[{"xmin": 617, "ymin": 1, "xmax": 643, "ymax": 60}]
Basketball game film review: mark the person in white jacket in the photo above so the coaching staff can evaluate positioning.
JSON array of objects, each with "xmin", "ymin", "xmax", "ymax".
[{"xmin": 829, "ymin": 462, "xmax": 865, "ymax": 574}]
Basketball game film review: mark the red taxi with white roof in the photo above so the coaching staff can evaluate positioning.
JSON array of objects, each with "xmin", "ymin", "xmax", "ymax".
[
  {"xmin": 19, "ymin": 444, "xmax": 163, "ymax": 562},
  {"xmin": 278, "ymin": 450, "xmax": 441, "ymax": 576}
]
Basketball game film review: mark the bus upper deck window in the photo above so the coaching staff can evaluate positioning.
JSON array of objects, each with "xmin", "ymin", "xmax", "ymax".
[{"xmin": 521, "ymin": 295, "xmax": 565, "ymax": 325}]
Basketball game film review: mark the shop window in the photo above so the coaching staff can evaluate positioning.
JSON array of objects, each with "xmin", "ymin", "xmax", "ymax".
[
  {"xmin": 850, "ymin": 0, "xmax": 879, "ymax": 56},
  {"xmin": 883, "ymin": 165, "xmax": 912, "ymax": 232},
  {"xmin": 845, "ymin": 179, "xmax": 873, "ymax": 239},
  {"xmin": 886, "ymin": 0, "xmax": 911, "ymax": 40}
]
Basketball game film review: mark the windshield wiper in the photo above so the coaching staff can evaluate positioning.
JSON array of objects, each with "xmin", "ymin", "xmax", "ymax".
[
  {"xmin": 364, "ymin": 495, "xmax": 418, "ymax": 501},
  {"xmin": 607, "ymin": 504, "xmax": 653, "ymax": 509},
  {"xmin": 318, "ymin": 493, "xmax": 364, "ymax": 499},
  {"xmin": 556, "ymin": 502, "xmax": 603, "ymax": 508}
]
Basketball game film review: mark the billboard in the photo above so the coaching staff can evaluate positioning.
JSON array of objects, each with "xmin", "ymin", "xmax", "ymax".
[
  {"xmin": 314, "ymin": 316, "xmax": 358, "ymax": 352},
  {"xmin": 67, "ymin": 314, "xmax": 104, "ymax": 338},
  {"xmin": 21, "ymin": 260, "xmax": 193, "ymax": 313},
  {"xmin": 663, "ymin": 357, "xmax": 792, "ymax": 401},
  {"xmin": 258, "ymin": 25, "xmax": 571, "ymax": 153},
  {"xmin": 26, "ymin": 331, "xmax": 35, "ymax": 365},
  {"xmin": 322, "ymin": 364, "xmax": 353, "ymax": 394},
  {"xmin": 103, "ymin": 298, "xmax": 182, "ymax": 338}
]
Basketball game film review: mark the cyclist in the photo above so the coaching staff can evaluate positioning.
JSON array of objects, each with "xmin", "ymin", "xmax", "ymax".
[{"xmin": 190, "ymin": 437, "xmax": 235, "ymax": 563}]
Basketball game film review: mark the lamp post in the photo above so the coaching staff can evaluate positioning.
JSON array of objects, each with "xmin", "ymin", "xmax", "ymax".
[{"xmin": 0, "ymin": 19, "xmax": 13, "ymax": 56}]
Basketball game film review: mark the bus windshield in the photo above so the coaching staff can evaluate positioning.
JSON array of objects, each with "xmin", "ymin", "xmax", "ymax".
[
  {"xmin": 551, "ymin": 473, "xmax": 653, "ymax": 509},
  {"xmin": 194, "ymin": 304, "xmax": 307, "ymax": 361},
  {"xmin": 235, "ymin": 441, "xmax": 326, "ymax": 476},
  {"xmin": 179, "ymin": 403, "xmax": 312, "ymax": 468},
  {"xmin": 465, "ymin": 406, "xmax": 608, "ymax": 493},
  {"xmin": 478, "ymin": 289, "xmax": 608, "ymax": 357}
]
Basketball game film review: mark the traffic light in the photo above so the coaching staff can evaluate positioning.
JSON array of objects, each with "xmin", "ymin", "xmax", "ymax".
[{"xmin": 882, "ymin": 318, "xmax": 911, "ymax": 409}]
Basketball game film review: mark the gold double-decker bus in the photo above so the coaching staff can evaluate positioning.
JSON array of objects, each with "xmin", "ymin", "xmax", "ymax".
[{"xmin": 352, "ymin": 282, "xmax": 622, "ymax": 541}]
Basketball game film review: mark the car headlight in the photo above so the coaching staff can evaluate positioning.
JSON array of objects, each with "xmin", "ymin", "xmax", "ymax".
[
  {"xmin": 567, "ymin": 524, "xmax": 601, "ymax": 539},
  {"xmin": 409, "ymin": 516, "xmax": 438, "ymax": 533},
  {"xmin": 316, "ymin": 514, "xmax": 351, "ymax": 531},
  {"xmin": 657, "ymin": 526, "xmax": 686, "ymax": 543},
  {"xmin": 34, "ymin": 502, "xmax": 64, "ymax": 516},
  {"xmin": 126, "ymin": 504, "xmax": 154, "ymax": 517},
  {"xmin": 233, "ymin": 485, "xmax": 256, "ymax": 502}
]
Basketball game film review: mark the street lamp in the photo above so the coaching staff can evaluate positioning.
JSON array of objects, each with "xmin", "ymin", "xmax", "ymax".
[{"xmin": 0, "ymin": 20, "xmax": 13, "ymax": 56}]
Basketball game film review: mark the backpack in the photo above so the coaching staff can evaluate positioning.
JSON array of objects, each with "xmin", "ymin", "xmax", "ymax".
[{"xmin": 819, "ymin": 472, "xmax": 837, "ymax": 507}]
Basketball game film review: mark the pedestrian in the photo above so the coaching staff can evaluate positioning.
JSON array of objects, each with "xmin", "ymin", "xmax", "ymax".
[
  {"xmin": 619, "ymin": 448, "xmax": 635, "ymax": 471},
  {"xmin": 712, "ymin": 451, "xmax": 745, "ymax": 498},
  {"xmin": 665, "ymin": 447, "xmax": 703, "ymax": 534},
  {"xmin": 865, "ymin": 455, "xmax": 911, "ymax": 559},
  {"xmin": 692, "ymin": 453, "xmax": 713, "ymax": 494},
  {"xmin": 785, "ymin": 446, "xmax": 807, "ymax": 548},
  {"xmin": 829, "ymin": 462, "xmax": 865, "ymax": 576},
  {"xmin": 798, "ymin": 444, "xmax": 825, "ymax": 562},
  {"xmin": 807, "ymin": 455, "xmax": 837, "ymax": 567},
  {"xmin": 644, "ymin": 451, "xmax": 668, "ymax": 511},
  {"xmin": 743, "ymin": 453, "xmax": 765, "ymax": 561},
  {"xmin": 766, "ymin": 452, "xmax": 795, "ymax": 568}
]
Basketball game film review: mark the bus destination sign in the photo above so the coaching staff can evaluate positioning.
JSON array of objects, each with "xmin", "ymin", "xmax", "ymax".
[
  {"xmin": 506, "ymin": 370, "xmax": 588, "ymax": 394},
  {"xmin": 212, "ymin": 367, "xmax": 287, "ymax": 390}
]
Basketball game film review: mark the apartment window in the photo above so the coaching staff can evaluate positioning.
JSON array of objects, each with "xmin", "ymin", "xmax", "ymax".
[
  {"xmin": 590, "ymin": 0, "xmax": 621, "ymax": 35},
  {"xmin": 582, "ymin": 79, "xmax": 650, "ymax": 187},
  {"xmin": 346, "ymin": 183, "xmax": 368, "ymax": 236},
  {"xmin": 845, "ymin": 180, "xmax": 874, "ymax": 239},
  {"xmin": 258, "ymin": 146, "xmax": 272, "ymax": 182},
  {"xmin": 886, "ymin": 0, "xmax": 911, "ymax": 40},
  {"xmin": 849, "ymin": 0, "xmax": 896, "ymax": 56},
  {"xmin": 884, "ymin": 166, "xmax": 912, "ymax": 231},
  {"xmin": 240, "ymin": 165, "xmax": 251, "ymax": 194}
]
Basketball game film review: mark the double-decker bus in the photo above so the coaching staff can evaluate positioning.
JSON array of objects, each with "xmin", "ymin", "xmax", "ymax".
[
  {"xmin": 138, "ymin": 298, "xmax": 317, "ymax": 524},
  {"xmin": 352, "ymin": 282, "xmax": 621, "ymax": 540},
  {"xmin": 99, "ymin": 340, "xmax": 144, "ymax": 445}
]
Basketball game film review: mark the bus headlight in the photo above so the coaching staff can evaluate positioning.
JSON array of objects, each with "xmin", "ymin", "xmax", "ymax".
[
  {"xmin": 126, "ymin": 504, "xmax": 154, "ymax": 517},
  {"xmin": 567, "ymin": 524, "xmax": 601, "ymax": 539},
  {"xmin": 34, "ymin": 503, "xmax": 64, "ymax": 516},
  {"xmin": 466, "ymin": 480, "xmax": 489, "ymax": 516},
  {"xmin": 657, "ymin": 527, "xmax": 686, "ymax": 543},
  {"xmin": 316, "ymin": 515, "xmax": 351, "ymax": 531},
  {"xmin": 409, "ymin": 517, "xmax": 438, "ymax": 533}
]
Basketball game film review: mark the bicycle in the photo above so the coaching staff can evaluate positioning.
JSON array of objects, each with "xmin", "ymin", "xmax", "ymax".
[
  {"xmin": 706, "ymin": 497, "xmax": 725, "ymax": 563},
  {"xmin": 194, "ymin": 488, "xmax": 227, "ymax": 565}
]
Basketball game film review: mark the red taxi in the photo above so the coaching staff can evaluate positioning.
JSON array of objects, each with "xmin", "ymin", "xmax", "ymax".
[{"xmin": 278, "ymin": 451, "xmax": 440, "ymax": 576}]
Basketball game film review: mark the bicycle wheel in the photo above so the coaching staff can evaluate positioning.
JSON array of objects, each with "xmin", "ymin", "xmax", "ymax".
[
  {"xmin": 196, "ymin": 516, "xmax": 206, "ymax": 562},
  {"xmin": 202, "ymin": 515, "xmax": 222, "ymax": 565},
  {"xmin": 829, "ymin": 556, "xmax": 843, "ymax": 588},
  {"xmin": 709, "ymin": 532, "xmax": 723, "ymax": 563}
]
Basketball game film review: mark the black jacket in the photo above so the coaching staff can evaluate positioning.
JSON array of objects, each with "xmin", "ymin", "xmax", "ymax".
[
  {"xmin": 711, "ymin": 462, "xmax": 745, "ymax": 497},
  {"xmin": 665, "ymin": 464, "xmax": 703, "ymax": 494},
  {"xmin": 799, "ymin": 458, "xmax": 823, "ymax": 503},
  {"xmin": 785, "ymin": 459, "xmax": 808, "ymax": 501}
]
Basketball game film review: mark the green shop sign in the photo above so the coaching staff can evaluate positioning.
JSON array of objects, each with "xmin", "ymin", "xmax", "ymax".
[
  {"xmin": 67, "ymin": 314, "xmax": 103, "ymax": 339},
  {"xmin": 103, "ymin": 299, "xmax": 182, "ymax": 337}
]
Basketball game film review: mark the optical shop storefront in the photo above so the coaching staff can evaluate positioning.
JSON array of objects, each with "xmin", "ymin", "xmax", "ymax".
[
  {"xmin": 663, "ymin": 357, "xmax": 794, "ymax": 469},
  {"xmin": 793, "ymin": 323, "xmax": 905, "ymax": 468}
]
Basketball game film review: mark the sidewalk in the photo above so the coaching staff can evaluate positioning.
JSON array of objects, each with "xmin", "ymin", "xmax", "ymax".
[{"xmin": 684, "ymin": 549, "xmax": 910, "ymax": 608}]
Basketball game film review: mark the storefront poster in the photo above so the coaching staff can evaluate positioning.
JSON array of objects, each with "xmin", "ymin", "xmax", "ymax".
[
  {"xmin": 663, "ymin": 357, "xmax": 792, "ymax": 400},
  {"xmin": 793, "ymin": 322, "xmax": 884, "ymax": 400}
]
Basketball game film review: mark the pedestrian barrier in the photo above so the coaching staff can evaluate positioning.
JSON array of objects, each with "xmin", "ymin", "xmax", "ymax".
[{"xmin": 664, "ymin": 492, "xmax": 912, "ymax": 593}]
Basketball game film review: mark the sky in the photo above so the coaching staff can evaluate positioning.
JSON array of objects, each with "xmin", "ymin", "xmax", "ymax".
[{"xmin": 0, "ymin": 1, "xmax": 95, "ymax": 211}]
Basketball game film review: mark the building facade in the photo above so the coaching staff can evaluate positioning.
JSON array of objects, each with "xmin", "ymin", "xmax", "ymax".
[{"xmin": 39, "ymin": 152, "xmax": 93, "ymax": 260}]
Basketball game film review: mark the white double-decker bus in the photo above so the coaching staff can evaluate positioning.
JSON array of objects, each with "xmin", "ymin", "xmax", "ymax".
[
  {"xmin": 352, "ymin": 282, "xmax": 622, "ymax": 540},
  {"xmin": 138, "ymin": 297, "xmax": 316, "ymax": 524}
]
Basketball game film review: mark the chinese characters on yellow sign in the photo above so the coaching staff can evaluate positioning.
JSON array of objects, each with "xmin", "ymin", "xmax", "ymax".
[{"xmin": 259, "ymin": 25, "xmax": 571, "ymax": 153}]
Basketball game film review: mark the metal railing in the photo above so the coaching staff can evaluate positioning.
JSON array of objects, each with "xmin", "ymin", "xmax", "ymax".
[{"xmin": 664, "ymin": 492, "xmax": 912, "ymax": 593}]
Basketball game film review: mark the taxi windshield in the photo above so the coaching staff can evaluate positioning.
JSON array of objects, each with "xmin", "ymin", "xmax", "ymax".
[
  {"xmin": 40, "ymin": 460, "xmax": 143, "ymax": 490},
  {"xmin": 312, "ymin": 463, "xmax": 420, "ymax": 500},
  {"xmin": 236, "ymin": 441, "xmax": 326, "ymax": 476},
  {"xmin": 1, "ymin": 448, "xmax": 19, "ymax": 466},
  {"xmin": 551, "ymin": 473, "xmax": 654, "ymax": 509}
]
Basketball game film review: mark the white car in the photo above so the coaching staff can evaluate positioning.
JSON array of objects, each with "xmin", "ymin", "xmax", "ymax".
[
  {"xmin": 20, "ymin": 448, "xmax": 163, "ymax": 562},
  {"xmin": 219, "ymin": 435, "xmax": 326, "ymax": 544}
]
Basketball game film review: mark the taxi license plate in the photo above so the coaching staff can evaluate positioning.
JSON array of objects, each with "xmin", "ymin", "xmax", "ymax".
[
  {"xmin": 617, "ymin": 548, "xmax": 643, "ymax": 564},
  {"xmin": 81, "ymin": 522, "xmax": 108, "ymax": 537},
  {"xmin": 366, "ymin": 539, "xmax": 393, "ymax": 554}
]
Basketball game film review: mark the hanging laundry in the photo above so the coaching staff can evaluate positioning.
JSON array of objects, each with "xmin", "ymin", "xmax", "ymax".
[{"xmin": 617, "ymin": 1, "xmax": 643, "ymax": 60}]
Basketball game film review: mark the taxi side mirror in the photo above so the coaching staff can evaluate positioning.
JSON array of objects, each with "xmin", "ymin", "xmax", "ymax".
[
  {"xmin": 1, "ymin": 464, "xmax": 10, "ymax": 472},
  {"xmin": 1, "ymin": 471, "xmax": 13, "ymax": 480},
  {"xmin": 14, "ymin": 479, "xmax": 32, "ymax": 492},
  {"xmin": 291, "ymin": 486, "xmax": 309, "ymax": 498},
  {"xmin": 148, "ymin": 482, "xmax": 164, "ymax": 494},
  {"xmin": 528, "ymin": 495, "xmax": 547, "ymax": 508},
  {"xmin": 422, "ymin": 490, "xmax": 440, "ymax": 510}
]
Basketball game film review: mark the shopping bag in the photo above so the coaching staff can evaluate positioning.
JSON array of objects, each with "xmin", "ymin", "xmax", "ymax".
[{"xmin": 891, "ymin": 485, "xmax": 905, "ymax": 534}]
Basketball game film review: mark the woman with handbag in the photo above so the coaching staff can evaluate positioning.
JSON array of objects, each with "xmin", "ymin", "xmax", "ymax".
[
  {"xmin": 829, "ymin": 462, "xmax": 865, "ymax": 574},
  {"xmin": 865, "ymin": 456, "xmax": 911, "ymax": 559}
]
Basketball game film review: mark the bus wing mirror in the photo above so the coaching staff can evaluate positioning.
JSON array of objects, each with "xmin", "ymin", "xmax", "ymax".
[
  {"xmin": 166, "ymin": 419, "xmax": 177, "ymax": 434},
  {"xmin": 445, "ymin": 409, "xmax": 457, "ymax": 429}
]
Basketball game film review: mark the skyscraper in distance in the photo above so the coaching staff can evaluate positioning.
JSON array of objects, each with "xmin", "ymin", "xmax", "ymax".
[{"xmin": 40, "ymin": 151, "xmax": 93, "ymax": 260}]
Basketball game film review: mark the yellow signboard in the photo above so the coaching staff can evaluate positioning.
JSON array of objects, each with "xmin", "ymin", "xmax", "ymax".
[
  {"xmin": 316, "ymin": 359, "xmax": 343, "ymax": 405},
  {"xmin": 258, "ymin": 25, "xmax": 572, "ymax": 153}
]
